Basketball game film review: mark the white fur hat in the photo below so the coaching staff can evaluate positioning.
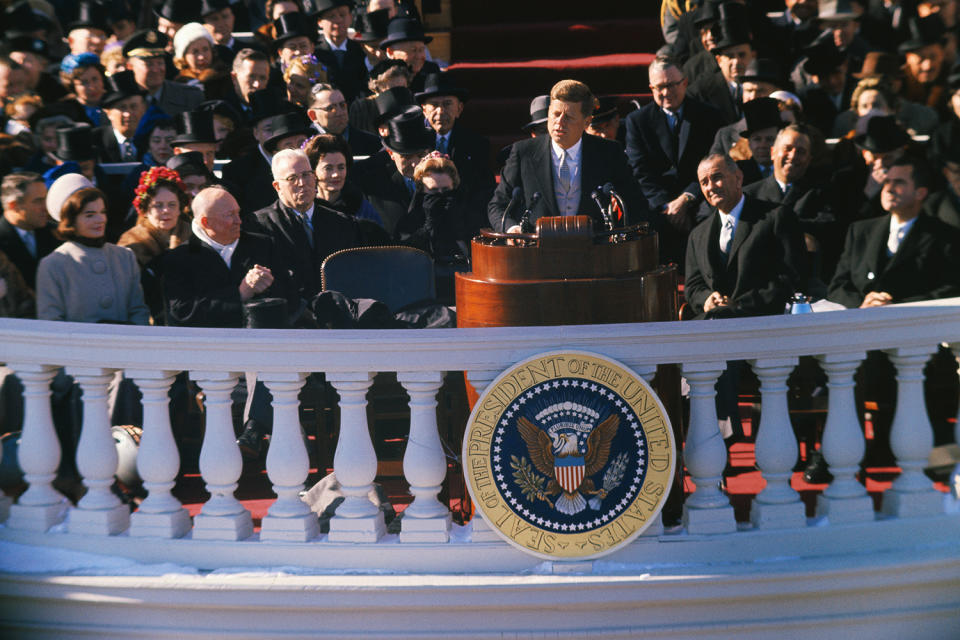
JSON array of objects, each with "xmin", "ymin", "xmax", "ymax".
[
  {"xmin": 173, "ymin": 23, "xmax": 215, "ymax": 61},
  {"xmin": 46, "ymin": 173, "xmax": 94, "ymax": 221}
]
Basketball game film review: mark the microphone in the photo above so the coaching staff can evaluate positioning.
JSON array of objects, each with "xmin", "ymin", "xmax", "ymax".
[
  {"xmin": 590, "ymin": 186, "xmax": 612, "ymax": 230},
  {"xmin": 602, "ymin": 182, "xmax": 625, "ymax": 228},
  {"xmin": 520, "ymin": 191, "xmax": 541, "ymax": 233},
  {"xmin": 499, "ymin": 186, "xmax": 523, "ymax": 232}
]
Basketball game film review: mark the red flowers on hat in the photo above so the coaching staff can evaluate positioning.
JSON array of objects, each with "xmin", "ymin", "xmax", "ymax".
[{"xmin": 133, "ymin": 166, "xmax": 186, "ymax": 214}]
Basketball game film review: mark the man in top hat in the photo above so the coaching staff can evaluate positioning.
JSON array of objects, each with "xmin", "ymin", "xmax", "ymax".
[
  {"xmin": 772, "ymin": 0, "xmax": 821, "ymax": 58},
  {"xmin": 626, "ymin": 56, "xmax": 721, "ymax": 266},
  {"xmin": 0, "ymin": 171, "xmax": 57, "ymax": 291},
  {"xmin": 380, "ymin": 17, "xmax": 440, "ymax": 93},
  {"xmin": 733, "ymin": 97, "xmax": 784, "ymax": 186},
  {"xmin": 416, "ymin": 72, "xmax": 494, "ymax": 236},
  {"xmin": 124, "ymin": 30, "xmax": 204, "ymax": 116},
  {"xmin": 709, "ymin": 58, "xmax": 786, "ymax": 155},
  {"xmin": 97, "ymin": 70, "xmax": 148, "ymax": 163},
  {"xmin": 3, "ymin": 36, "xmax": 65, "ymax": 104},
  {"xmin": 586, "ymin": 96, "xmax": 625, "ymax": 147},
  {"xmin": 307, "ymin": 82, "xmax": 382, "ymax": 157},
  {"xmin": 795, "ymin": 39, "xmax": 853, "ymax": 136},
  {"xmin": 171, "ymin": 110, "xmax": 220, "ymax": 170},
  {"xmin": 167, "ymin": 151, "xmax": 217, "ymax": 196},
  {"xmin": 313, "ymin": 0, "xmax": 369, "ymax": 103},
  {"xmin": 65, "ymin": 0, "xmax": 110, "ymax": 56},
  {"xmin": 899, "ymin": 14, "xmax": 949, "ymax": 114},
  {"xmin": 271, "ymin": 12, "xmax": 316, "ymax": 70},
  {"xmin": 353, "ymin": 7, "xmax": 392, "ymax": 73},
  {"xmin": 262, "ymin": 110, "xmax": 315, "ymax": 154},
  {"xmin": 201, "ymin": 0, "xmax": 262, "ymax": 59},
  {"xmin": 353, "ymin": 106, "xmax": 435, "ymax": 234},
  {"xmin": 847, "ymin": 113, "xmax": 914, "ymax": 220},
  {"xmin": 688, "ymin": 4, "xmax": 755, "ymax": 125},
  {"xmin": 155, "ymin": 0, "xmax": 201, "ymax": 41},
  {"xmin": 490, "ymin": 79, "xmax": 644, "ymax": 233}
]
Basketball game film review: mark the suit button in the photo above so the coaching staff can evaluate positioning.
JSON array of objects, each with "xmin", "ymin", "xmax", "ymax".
[
  {"xmin": 99, "ymin": 295, "xmax": 114, "ymax": 308},
  {"xmin": 867, "ymin": 271, "xmax": 875, "ymax": 280},
  {"xmin": 92, "ymin": 260, "xmax": 107, "ymax": 274}
]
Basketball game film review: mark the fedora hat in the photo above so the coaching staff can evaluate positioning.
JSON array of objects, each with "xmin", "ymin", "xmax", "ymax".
[
  {"xmin": 312, "ymin": 0, "xmax": 352, "ymax": 17},
  {"xmin": 383, "ymin": 107, "xmax": 435, "ymax": 154},
  {"xmin": 272, "ymin": 12, "xmax": 317, "ymax": 51},
  {"xmin": 899, "ymin": 14, "xmax": 947, "ymax": 54},
  {"xmin": 522, "ymin": 95, "xmax": 550, "ymax": 132},
  {"xmin": 374, "ymin": 86, "xmax": 415, "ymax": 125},
  {"xmin": 740, "ymin": 58, "xmax": 785, "ymax": 87},
  {"xmin": 262, "ymin": 110, "xmax": 314, "ymax": 153},
  {"xmin": 854, "ymin": 114, "xmax": 910, "ymax": 152},
  {"xmin": 101, "ymin": 70, "xmax": 146, "ymax": 107},
  {"xmin": 379, "ymin": 17, "xmax": 433, "ymax": 50},
  {"xmin": 591, "ymin": 96, "xmax": 618, "ymax": 124},
  {"xmin": 415, "ymin": 72, "xmax": 469, "ymax": 102},
  {"xmin": 739, "ymin": 97, "xmax": 784, "ymax": 138},
  {"xmin": 249, "ymin": 87, "xmax": 299, "ymax": 125},
  {"xmin": 354, "ymin": 8, "xmax": 391, "ymax": 42},
  {"xmin": 854, "ymin": 51, "xmax": 902, "ymax": 79},
  {"xmin": 802, "ymin": 41, "xmax": 846, "ymax": 76},
  {"xmin": 172, "ymin": 110, "xmax": 218, "ymax": 145},
  {"xmin": 122, "ymin": 29, "xmax": 169, "ymax": 58},
  {"xmin": 67, "ymin": 0, "xmax": 111, "ymax": 34},
  {"xmin": 818, "ymin": 0, "xmax": 859, "ymax": 22},
  {"xmin": 155, "ymin": 0, "xmax": 201, "ymax": 24},
  {"xmin": 199, "ymin": 0, "xmax": 230, "ymax": 18},
  {"xmin": 54, "ymin": 125, "xmax": 99, "ymax": 162}
]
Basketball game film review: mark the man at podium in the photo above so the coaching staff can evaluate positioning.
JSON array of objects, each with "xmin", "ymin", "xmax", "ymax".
[{"xmin": 487, "ymin": 80, "xmax": 645, "ymax": 232}]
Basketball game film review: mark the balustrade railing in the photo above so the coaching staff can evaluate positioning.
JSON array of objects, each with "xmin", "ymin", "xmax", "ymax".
[{"xmin": 1, "ymin": 300, "xmax": 958, "ymax": 569}]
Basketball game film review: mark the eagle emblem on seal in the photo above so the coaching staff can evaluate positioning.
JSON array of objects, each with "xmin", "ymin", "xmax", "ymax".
[{"xmin": 516, "ymin": 402, "xmax": 619, "ymax": 515}]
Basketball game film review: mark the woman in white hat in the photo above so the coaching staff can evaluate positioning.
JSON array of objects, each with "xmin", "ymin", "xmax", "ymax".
[{"xmin": 172, "ymin": 22, "xmax": 232, "ymax": 99}]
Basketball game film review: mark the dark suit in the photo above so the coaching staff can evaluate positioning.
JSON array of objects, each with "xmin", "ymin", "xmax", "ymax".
[
  {"xmin": 443, "ymin": 123, "xmax": 495, "ymax": 235},
  {"xmin": 353, "ymin": 150, "xmax": 415, "ymax": 235},
  {"xmin": 343, "ymin": 124, "xmax": 382, "ymax": 157},
  {"xmin": 0, "ymin": 217, "xmax": 59, "ymax": 290},
  {"xmin": 314, "ymin": 39, "xmax": 369, "ymax": 104},
  {"xmin": 162, "ymin": 231, "xmax": 296, "ymax": 327},
  {"xmin": 95, "ymin": 126, "xmax": 133, "ymax": 164},
  {"xmin": 154, "ymin": 80, "xmax": 205, "ymax": 116},
  {"xmin": 827, "ymin": 213, "xmax": 960, "ymax": 308},
  {"xmin": 487, "ymin": 134, "xmax": 645, "ymax": 231},
  {"xmin": 249, "ymin": 199, "xmax": 366, "ymax": 300},
  {"xmin": 684, "ymin": 195, "xmax": 803, "ymax": 319},
  {"xmin": 221, "ymin": 149, "xmax": 277, "ymax": 215},
  {"xmin": 687, "ymin": 69, "xmax": 741, "ymax": 125}
]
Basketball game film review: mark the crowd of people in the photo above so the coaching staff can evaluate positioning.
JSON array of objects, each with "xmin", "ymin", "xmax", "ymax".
[{"xmin": 2, "ymin": 0, "xmax": 960, "ymax": 493}]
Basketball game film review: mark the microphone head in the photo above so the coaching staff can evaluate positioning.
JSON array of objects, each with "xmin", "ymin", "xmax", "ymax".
[
  {"xmin": 529, "ymin": 191, "xmax": 541, "ymax": 205},
  {"xmin": 602, "ymin": 182, "xmax": 616, "ymax": 196}
]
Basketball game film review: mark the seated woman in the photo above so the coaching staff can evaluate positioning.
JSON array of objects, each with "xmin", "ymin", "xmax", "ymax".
[
  {"xmin": 303, "ymin": 133, "xmax": 388, "ymax": 238},
  {"xmin": 283, "ymin": 54, "xmax": 327, "ymax": 108},
  {"xmin": 832, "ymin": 76, "xmax": 939, "ymax": 138},
  {"xmin": 57, "ymin": 52, "xmax": 107, "ymax": 126},
  {"xmin": 117, "ymin": 167, "xmax": 192, "ymax": 321},
  {"xmin": 172, "ymin": 23, "xmax": 233, "ymax": 100}
]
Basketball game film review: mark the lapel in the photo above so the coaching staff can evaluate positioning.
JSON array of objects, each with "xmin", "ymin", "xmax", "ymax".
[
  {"xmin": 863, "ymin": 214, "xmax": 890, "ymax": 276},
  {"xmin": 726, "ymin": 197, "xmax": 754, "ymax": 265},
  {"xmin": 704, "ymin": 213, "xmax": 724, "ymax": 277},
  {"xmin": 533, "ymin": 136, "xmax": 559, "ymax": 216},
  {"xmin": 885, "ymin": 214, "xmax": 928, "ymax": 273}
]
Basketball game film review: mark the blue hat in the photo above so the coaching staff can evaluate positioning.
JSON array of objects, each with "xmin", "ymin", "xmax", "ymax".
[
  {"xmin": 133, "ymin": 104, "xmax": 174, "ymax": 156},
  {"xmin": 60, "ymin": 52, "xmax": 101, "ymax": 75},
  {"xmin": 42, "ymin": 162, "xmax": 83, "ymax": 189}
]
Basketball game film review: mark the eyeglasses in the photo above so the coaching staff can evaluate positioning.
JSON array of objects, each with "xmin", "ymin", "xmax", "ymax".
[
  {"xmin": 649, "ymin": 79, "xmax": 685, "ymax": 92},
  {"xmin": 281, "ymin": 171, "xmax": 315, "ymax": 184}
]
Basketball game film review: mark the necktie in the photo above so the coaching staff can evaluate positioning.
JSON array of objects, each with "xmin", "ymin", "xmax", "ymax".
[
  {"xmin": 122, "ymin": 140, "xmax": 135, "ymax": 161},
  {"xmin": 404, "ymin": 176, "xmax": 416, "ymax": 195},
  {"xmin": 437, "ymin": 135, "xmax": 448, "ymax": 154},
  {"xmin": 719, "ymin": 217, "xmax": 735, "ymax": 258},
  {"xmin": 22, "ymin": 231, "xmax": 36, "ymax": 258},
  {"xmin": 300, "ymin": 212, "xmax": 314, "ymax": 248},
  {"xmin": 887, "ymin": 224, "xmax": 906, "ymax": 255},
  {"xmin": 333, "ymin": 49, "xmax": 346, "ymax": 68},
  {"xmin": 557, "ymin": 151, "xmax": 570, "ymax": 192}
]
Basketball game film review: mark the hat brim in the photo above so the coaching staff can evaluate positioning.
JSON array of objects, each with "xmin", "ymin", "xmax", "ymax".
[
  {"xmin": 415, "ymin": 87, "xmax": 469, "ymax": 103},
  {"xmin": 521, "ymin": 114, "xmax": 548, "ymax": 132},
  {"xmin": 383, "ymin": 134, "xmax": 435, "ymax": 155},
  {"xmin": 102, "ymin": 92, "xmax": 146, "ymax": 108},
  {"xmin": 263, "ymin": 126, "xmax": 315, "ymax": 152},
  {"xmin": 170, "ymin": 135, "xmax": 218, "ymax": 146},
  {"xmin": 898, "ymin": 37, "xmax": 946, "ymax": 54},
  {"xmin": 379, "ymin": 34, "xmax": 433, "ymax": 50},
  {"xmin": 853, "ymin": 132, "xmax": 911, "ymax": 153}
]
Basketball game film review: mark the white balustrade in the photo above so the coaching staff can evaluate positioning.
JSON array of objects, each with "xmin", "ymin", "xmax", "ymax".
[
  {"xmin": 749, "ymin": 358, "xmax": 805, "ymax": 530},
  {"xmin": 398, "ymin": 371, "xmax": 451, "ymax": 542},
  {"xmin": 327, "ymin": 372, "xmax": 384, "ymax": 542},
  {"xmin": 882, "ymin": 347, "xmax": 944, "ymax": 517},
  {"xmin": 260, "ymin": 371, "xmax": 319, "ymax": 542},
  {"xmin": 680, "ymin": 362, "xmax": 737, "ymax": 534},
  {"xmin": 191, "ymin": 371, "xmax": 253, "ymax": 540},
  {"xmin": 6, "ymin": 363, "xmax": 66, "ymax": 531},
  {"xmin": 128, "ymin": 369, "xmax": 191, "ymax": 538},
  {"xmin": 815, "ymin": 352, "xmax": 874, "ymax": 523},
  {"xmin": 66, "ymin": 367, "xmax": 129, "ymax": 535}
]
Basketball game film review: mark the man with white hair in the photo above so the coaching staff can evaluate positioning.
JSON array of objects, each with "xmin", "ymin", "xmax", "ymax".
[{"xmin": 250, "ymin": 148, "xmax": 365, "ymax": 299}]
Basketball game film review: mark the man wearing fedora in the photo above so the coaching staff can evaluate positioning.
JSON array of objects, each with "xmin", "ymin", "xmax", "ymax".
[
  {"xmin": 307, "ymin": 82, "xmax": 382, "ymax": 157},
  {"xmin": 313, "ymin": 0, "xmax": 369, "ymax": 103},
  {"xmin": 124, "ymin": 30, "xmax": 204, "ymax": 116},
  {"xmin": 353, "ymin": 106, "xmax": 435, "ymax": 235},
  {"xmin": 416, "ymin": 72, "xmax": 494, "ymax": 236},
  {"xmin": 380, "ymin": 17, "xmax": 440, "ymax": 93},
  {"xmin": 171, "ymin": 110, "xmax": 220, "ymax": 170},
  {"xmin": 688, "ymin": 5, "xmax": 755, "ymax": 125},
  {"xmin": 97, "ymin": 70, "xmax": 148, "ymax": 163},
  {"xmin": 491, "ymin": 79, "xmax": 643, "ymax": 233},
  {"xmin": 586, "ymin": 97, "xmax": 625, "ymax": 147}
]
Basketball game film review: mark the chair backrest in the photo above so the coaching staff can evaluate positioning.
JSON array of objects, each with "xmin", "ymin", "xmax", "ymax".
[{"xmin": 321, "ymin": 246, "xmax": 436, "ymax": 313}]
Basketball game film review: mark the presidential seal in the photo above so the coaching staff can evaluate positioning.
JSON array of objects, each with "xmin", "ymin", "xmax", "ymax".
[{"xmin": 464, "ymin": 351, "xmax": 675, "ymax": 560}]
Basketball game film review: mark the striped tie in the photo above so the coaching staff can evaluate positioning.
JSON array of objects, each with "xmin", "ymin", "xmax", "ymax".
[{"xmin": 557, "ymin": 151, "xmax": 570, "ymax": 192}]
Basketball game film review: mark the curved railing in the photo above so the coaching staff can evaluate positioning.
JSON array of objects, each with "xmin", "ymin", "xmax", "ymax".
[{"xmin": 1, "ymin": 300, "xmax": 959, "ymax": 573}]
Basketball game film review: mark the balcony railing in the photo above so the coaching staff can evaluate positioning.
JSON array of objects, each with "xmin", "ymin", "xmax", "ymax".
[{"xmin": 1, "ymin": 300, "xmax": 959, "ymax": 574}]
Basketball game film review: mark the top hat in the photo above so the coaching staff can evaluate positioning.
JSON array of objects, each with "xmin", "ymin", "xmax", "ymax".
[
  {"xmin": 262, "ymin": 110, "xmax": 314, "ymax": 152},
  {"xmin": 167, "ymin": 150, "xmax": 215, "ymax": 179},
  {"xmin": 818, "ymin": 0, "xmax": 859, "ymax": 22},
  {"xmin": 101, "ymin": 70, "xmax": 146, "ymax": 107},
  {"xmin": 591, "ymin": 96, "xmax": 618, "ymax": 124},
  {"xmin": 3, "ymin": 1, "xmax": 54, "ymax": 36},
  {"xmin": 354, "ymin": 9, "xmax": 391, "ymax": 42},
  {"xmin": 155, "ymin": 0, "xmax": 201, "ymax": 24},
  {"xmin": 55, "ymin": 124, "xmax": 99, "ymax": 162},
  {"xmin": 108, "ymin": 0, "xmax": 136, "ymax": 23},
  {"xmin": 522, "ymin": 95, "xmax": 550, "ymax": 132},
  {"xmin": 249, "ymin": 87, "xmax": 299, "ymax": 124},
  {"xmin": 694, "ymin": 0, "xmax": 723, "ymax": 27},
  {"xmin": 710, "ymin": 5, "xmax": 752, "ymax": 53},
  {"xmin": 172, "ymin": 110, "xmax": 218, "ymax": 145},
  {"xmin": 379, "ymin": 17, "xmax": 433, "ymax": 50},
  {"xmin": 740, "ymin": 97, "xmax": 784, "ymax": 138},
  {"xmin": 272, "ymin": 12, "xmax": 317, "ymax": 51},
  {"xmin": 854, "ymin": 114, "xmax": 910, "ymax": 152},
  {"xmin": 802, "ymin": 41, "xmax": 847, "ymax": 76},
  {"xmin": 374, "ymin": 86, "xmax": 415, "ymax": 125},
  {"xmin": 854, "ymin": 51, "xmax": 902, "ymax": 79},
  {"xmin": 312, "ymin": 0, "xmax": 352, "ymax": 16},
  {"xmin": 199, "ymin": 0, "xmax": 230, "ymax": 18},
  {"xmin": 122, "ymin": 29, "xmax": 170, "ymax": 58},
  {"xmin": 4, "ymin": 36, "xmax": 49, "ymax": 60},
  {"xmin": 899, "ymin": 14, "xmax": 947, "ymax": 54},
  {"xmin": 199, "ymin": 99, "xmax": 242, "ymax": 128},
  {"xmin": 383, "ymin": 106, "xmax": 435, "ymax": 154},
  {"xmin": 67, "ymin": 0, "xmax": 111, "ymax": 33},
  {"xmin": 415, "ymin": 72, "xmax": 469, "ymax": 102},
  {"xmin": 740, "ymin": 58, "xmax": 784, "ymax": 87}
]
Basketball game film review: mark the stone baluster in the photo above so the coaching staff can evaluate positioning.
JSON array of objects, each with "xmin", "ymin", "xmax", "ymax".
[
  {"xmin": 66, "ymin": 367, "xmax": 129, "ymax": 535},
  {"xmin": 815, "ymin": 352, "xmax": 874, "ymax": 523},
  {"xmin": 882, "ymin": 347, "xmax": 944, "ymax": 517},
  {"xmin": 681, "ymin": 362, "xmax": 736, "ymax": 534},
  {"xmin": 128, "ymin": 370, "xmax": 191, "ymax": 538},
  {"xmin": 191, "ymin": 371, "xmax": 253, "ymax": 540},
  {"xmin": 465, "ymin": 369, "xmax": 502, "ymax": 542},
  {"xmin": 634, "ymin": 364, "xmax": 664, "ymax": 538},
  {"xmin": 398, "ymin": 371, "xmax": 451, "ymax": 543},
  {"xmin": 327, "ymin": 372, "xmax": 384, "ymax": 542},
  {"xmin": 748, "ymin": 358, "xmax": 805, "ymax": 530},
  {"xmin": 260, "ymin": 372, "xmax": 318, "ymax": 542},
  {"xmin": 6, "ymin": 364, "xmax": 67, "ymax": 531}
]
